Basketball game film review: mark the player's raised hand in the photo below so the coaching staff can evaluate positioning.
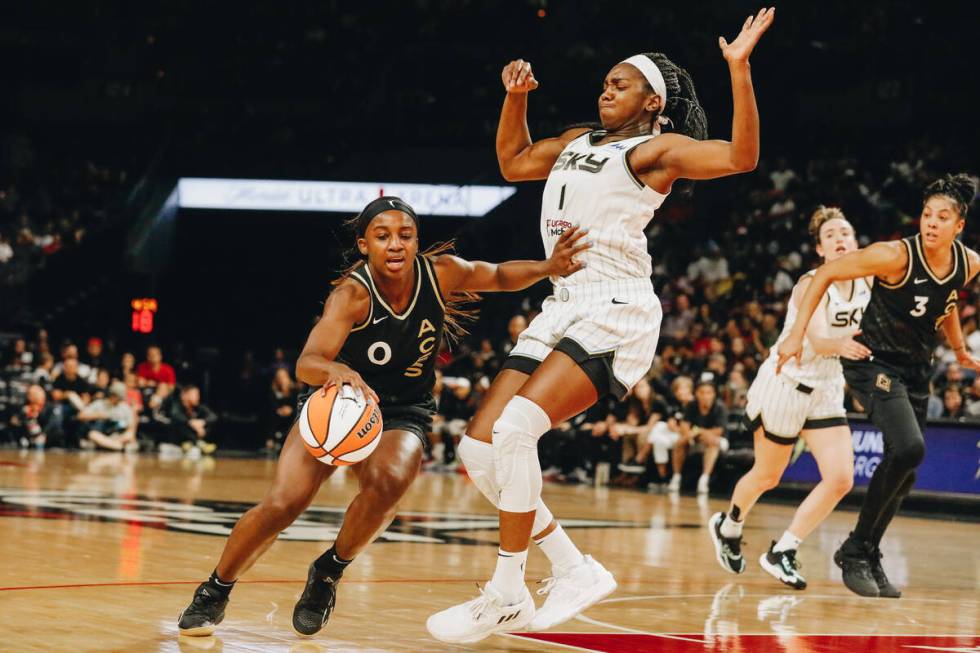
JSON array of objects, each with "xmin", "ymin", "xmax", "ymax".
[
  {"xmin": 321, "ymin": 361, "xmax": 379, "ymax": 404},
  {"xmin": 547, "ymin": 225, "xmax": 591, "ymax": 277},
  {"xmin": 719, "ymin": 7, "xmax": 775, "ymax": 63},
  {"xmin": 775, "ymin": 331, "xmax": 803, "ymax": 374},
  {"xmin": 502, "ymin": 59, "xmax": 539, "ymax": 93}
]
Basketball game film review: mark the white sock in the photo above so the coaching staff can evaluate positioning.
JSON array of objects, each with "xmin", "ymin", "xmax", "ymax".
[
  {"xmin": 533, "ymin": 525, "xmax": 584, "ymax": 571},
  {"xmin": 772, "ymin": 530, "xmax": 802, "ymax": 553},
  {"xmin": 720, "ymin": 513, "xmax": 743, "ymax": 538},
  {"xmin": 488, "ymin": 548, "xmax": 527, "ymax": 604}
]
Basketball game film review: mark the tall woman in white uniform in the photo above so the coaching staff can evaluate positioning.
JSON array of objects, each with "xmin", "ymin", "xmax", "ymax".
[
  {"xmin": 428, "ymin": 8, "xmax": 775, "ymax": 644},
  {"xmin": 708, "ymin": 208, "xmax": 871, "ymax": 590}
]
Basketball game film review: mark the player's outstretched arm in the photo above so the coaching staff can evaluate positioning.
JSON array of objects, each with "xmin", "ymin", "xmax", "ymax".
[
  {"xmin": 794, "ymin": 276, "xmax": 872, "ymax": 361},
  {"xmin": 295, "ymin": 280, "xmax": 378, "ymax": 403},
  {"xmin": 777, "ymin": 242, "xmax": 906, "ymax": 372},
  {"xmin": 633, "ymin": 8, "xmax": 774, "ymax": 183},
  {"xmin": 432, "ymin": 225, "xmax": 591, "ymax": 293},
  {"xmin": 496, "ymin": 59, "xmax": 589, "ymax": 181}
]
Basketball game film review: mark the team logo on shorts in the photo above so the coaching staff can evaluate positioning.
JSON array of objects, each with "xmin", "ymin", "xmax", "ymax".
[
  {"xmin": 0, "ymin": 489, "xmax": 650, "ymax": 545},
  {"xmin": 875, "ymin": 373, "xmax": 892, "ymax": 393}
]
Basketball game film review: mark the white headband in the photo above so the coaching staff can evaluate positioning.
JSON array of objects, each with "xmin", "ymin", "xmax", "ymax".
[{"xmin": 621, "ymin": 55, "xmax": 668, "ymax": 105}]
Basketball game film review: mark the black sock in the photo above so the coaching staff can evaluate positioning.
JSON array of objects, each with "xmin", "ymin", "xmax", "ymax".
[
  {"xmin": 207, "ymin": 569, "xmax": 236, "ymax": 597},
  {"xmin": 314, "ymin": 544, "xmax": 353, "ymax": 579}
]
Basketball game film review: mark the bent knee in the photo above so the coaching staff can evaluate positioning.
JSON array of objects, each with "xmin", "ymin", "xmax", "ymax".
[
  {"xmin": 825, "ymin": 471, "xmax": 854, "ymax": 496},
  {"xmin": 894, "ymin": 441, "xmax": 925, "ymax": 468}
]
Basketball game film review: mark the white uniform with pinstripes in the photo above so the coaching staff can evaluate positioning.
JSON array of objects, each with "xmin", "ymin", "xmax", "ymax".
[
  {"xmin": 746, "ymin": 272, "xmax": 871, "ymax": 438},
  {"xmin": 509, "ymin": 131, "xmax": 664, "ymax": 395}
]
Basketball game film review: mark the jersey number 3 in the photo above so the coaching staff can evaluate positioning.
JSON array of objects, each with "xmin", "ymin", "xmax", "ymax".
[{"xmin": 910, "ymin": 295, "xmax": 929, "ymax": 317}]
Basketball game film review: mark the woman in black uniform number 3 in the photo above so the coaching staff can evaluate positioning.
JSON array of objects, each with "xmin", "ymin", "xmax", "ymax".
[
  {"xmin": 177, "ymin": 196, "xmax": 589, "ymax": 636},
  {"xmin": 778, "ymin": 174, "xmax": 980, "ymax": 597}
]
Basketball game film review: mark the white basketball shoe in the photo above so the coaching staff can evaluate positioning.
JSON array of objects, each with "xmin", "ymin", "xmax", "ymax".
[
  {"xmin": 426, "ymin": 584, "xmax": 535, "ymax": 644},
  {"xmin": 528, "ymin": 555, "xmax": 617, "ymax": 632}
]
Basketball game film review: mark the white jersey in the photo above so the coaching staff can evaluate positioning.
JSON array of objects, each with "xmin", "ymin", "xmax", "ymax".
[
  {"xmin": 766, "ymin": 272, "xmax": 872, "ymax": 387},
  {"xmin": 541, "ymin": 131, "xmax": 667, "ymax": 285}
]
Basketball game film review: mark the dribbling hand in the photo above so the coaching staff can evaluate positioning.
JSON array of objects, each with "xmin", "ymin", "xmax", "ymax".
[
  {"xmin": 502, "ymin": 59, "xmax": 539, "ymax": 93},
  {"xmin": 719, "ymin": 7, "xmax": 775, "ymax": 64},
  {"xmin": 321, "ymin": 361, "xmax": 379, "ymax": 405},
  {"xmin": 547, "ymin": 225, "xmax": 592, "ymax": 277}
]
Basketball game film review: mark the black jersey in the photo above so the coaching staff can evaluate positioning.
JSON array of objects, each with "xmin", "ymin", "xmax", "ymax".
[
  {"xmin": 857, "ymin": 234, "xmax": 969, "ymax": 366},
  {"xmin": 337, "ymin": 256, "xmax": 447, "ymax": 404}
]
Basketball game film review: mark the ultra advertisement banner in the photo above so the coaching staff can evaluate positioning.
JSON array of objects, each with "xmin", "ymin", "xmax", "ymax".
[{"xmin": 781, "ymin": 418, "xmax": 980, "ymax": 496}]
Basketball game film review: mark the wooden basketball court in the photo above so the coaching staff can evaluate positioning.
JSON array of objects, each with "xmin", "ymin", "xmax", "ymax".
[{"xmin": 1, "ymin": 450, "xmax": 977, "ymax": 652}]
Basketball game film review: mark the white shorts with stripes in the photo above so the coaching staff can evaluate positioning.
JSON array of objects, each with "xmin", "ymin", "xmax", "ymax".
[
  {"xmin": 507, "ymin": 278, "xmax": 662, "ymax": 398},
  {"xmin": 745, "ymin": 360, "xmax": 847, "ymax": 443}
]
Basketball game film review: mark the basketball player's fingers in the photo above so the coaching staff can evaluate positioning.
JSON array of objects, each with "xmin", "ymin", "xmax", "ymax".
[
  {"xmin": 511, "ymin": 59, "xmax": 526, "ymax": 86},
  {"xmin": 556, "ymin": 225, "xmax": 579, "ymax": 243},
  {"xmin": 516, "ymin": 62, "xmax": 530, "ymax": 86},
  {"xmin": 569, "ymin": 242, "xmax": 592, "ymax": 257},
  {"xmin": 718, "ymin": 36, "xmax": 728, "ymax": 49}
]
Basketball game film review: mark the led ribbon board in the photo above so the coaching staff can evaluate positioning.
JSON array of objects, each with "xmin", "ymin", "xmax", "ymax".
[{"xmin": 177, "ymin": 178, "xmax": 516, "ymax": 217}]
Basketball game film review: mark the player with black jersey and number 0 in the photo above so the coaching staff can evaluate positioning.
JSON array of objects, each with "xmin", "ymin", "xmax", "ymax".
[
  {"xmin": 177, "ymin": 196, "xmax": 590, "ymax": 638},
  {"xmin": 777, "ymin": 174, "xmax": 980, "ymax": 598}
]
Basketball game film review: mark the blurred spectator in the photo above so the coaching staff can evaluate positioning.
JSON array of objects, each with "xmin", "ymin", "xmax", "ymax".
[
  {"xmin": 662, "ymin": 294, "xmax": 696, "ymax": 342},
  {"xmin": 267, "ymin": 367, "xmax": 298, "ymax": 451},
  {"xmin": 670, "ymin": 380, "xmax": 728, "ymax": 495},
  {"xmin": 166, "ymin": 384, "xmax": 218, "ymax": 456},
  {"xmin": 613, "ymin": 378, "xmax": 666, "ymax": 485},
  {"xmin": 137, "ymin": 346, "xmax": 177, "ymax": 389},
  {"xmin": 52, "ymin": 343, "xmax": 92, "ymax": 382},
  {"xmin": 644, "ymin": 376, "xmax": 693, "ymax": 484},
  {"xmin": 0, "ymin": 233, "xmax": 13, "ymax": 264},
  {"xmin": 429, "ymin": 375, "xmax": 473, "ymax": 468},
  {"xmin": 50, "ymin": 357, "xmax": 92, "ymax": 445},
  {"xmin": 30, "ymin": 352, "xmax": 55, "ymax": 388},
  {"xmin": 91, "ymin": 368, "xmax": 112, "ymax": 400},
  {"xmin": 500, "ymin": 314, "xmax": 527, "ymax": 357},
  {"xmin": 686, "ymin": 242, "xmax": 730, "ymax": 287},
  {"xmin": 941, "ymin": 385, "xmax": 967, "ymax": 421},
  {"xmin": 8, "ymin": 384, "xmax": 59, "ymax": 448},
  {"xmin": 83, "ymin": 337, "xmax": 110, "ymax": 372},
  {"xmin": 116, "ymin": 351, "xmax": 136, "ymax": 380},
  {"xmin": 78, "ymin": 381, "xmax": 137, "ymax": 451}
]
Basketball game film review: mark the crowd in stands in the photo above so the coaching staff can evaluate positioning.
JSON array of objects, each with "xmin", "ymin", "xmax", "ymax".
[
  {"xmin": 0, "ymin": 148, "xmax": 130, "ymax": 288},
  {"xmin": 0, "ymin": 337, "xmax": 218, "ymax": 458},
  {"xmin": 1, "ymin": 145, "xmax": 977, "ymax": 499}
]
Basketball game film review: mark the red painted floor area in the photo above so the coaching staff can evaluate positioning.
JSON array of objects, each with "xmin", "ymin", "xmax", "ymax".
[{"xmin": 514, "ymin": 633, "xmax": 980, "ymax": 653}]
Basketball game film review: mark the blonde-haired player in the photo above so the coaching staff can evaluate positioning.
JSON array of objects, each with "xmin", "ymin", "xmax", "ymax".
[{"xmin": 708, "ymin": 207, "xmax": 871, "ymax": 589}]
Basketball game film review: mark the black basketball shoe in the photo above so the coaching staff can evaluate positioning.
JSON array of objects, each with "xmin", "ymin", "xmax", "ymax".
[
  {"xmin": 869, "ymin": 545, "xmax": 901, "ymax": 598},
  {"xmin": 708, "ymin": 512, "xmax": 746, "ymax": 574},
  {"xmin": 833, "ymin": 535, "xmax": 879, "ymax": 598},
  {"xmin": 758, "ymin": 541, "xmax": 807, "ymax": 590},
  {"xmin": 292, "ymin": 563, "xmax": 341, "ymax": 636},
  {"xmin": 178, "ymin": 582, "xmax": 229, "ymax": 636}
]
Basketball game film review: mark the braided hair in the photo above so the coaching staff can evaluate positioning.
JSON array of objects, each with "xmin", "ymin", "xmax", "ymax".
[
  {"xmin": 923, "ymin": 173, "xmax": 978, "ymax": 218},
  {"xmin": 641, "ymin": 52, "xmax": 709, "ymax": 142}
]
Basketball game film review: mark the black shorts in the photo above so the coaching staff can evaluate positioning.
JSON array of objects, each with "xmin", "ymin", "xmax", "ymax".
[
  {"xmin": 501, "ymin": 337, "xmax": 626, "ymax": 399},
  {"xmin": 295, "ymin": 388, "xmax": 435, "ymax": 451},
  {"xmin": 842, "ymin": 358, "xmax": 929, "ymax": 432}
]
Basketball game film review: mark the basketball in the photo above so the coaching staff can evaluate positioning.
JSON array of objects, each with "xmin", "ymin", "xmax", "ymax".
[{"xmin": 298, "ymin": 385, "xmax": 383, "ymax": 465}]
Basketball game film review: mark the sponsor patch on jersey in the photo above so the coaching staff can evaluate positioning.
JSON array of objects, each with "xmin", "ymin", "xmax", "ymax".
[{"xmin": 875, "ymin": 373, "xmax": 892, "ymax": 393}]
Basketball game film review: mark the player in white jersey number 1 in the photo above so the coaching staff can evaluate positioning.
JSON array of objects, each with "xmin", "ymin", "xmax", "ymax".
[
  {"xmin": 428, "ymin": 8, "xmax": 775, "ymax": 644},
  {"xmin": 708, "ymin": 208, "xmax": 872, "ymax": 590}
]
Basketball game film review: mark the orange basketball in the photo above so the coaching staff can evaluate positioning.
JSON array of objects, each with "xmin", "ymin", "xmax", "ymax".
[{"xmin": 298, "ymin": 385, "xmax": 383, "ymax": 465}]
